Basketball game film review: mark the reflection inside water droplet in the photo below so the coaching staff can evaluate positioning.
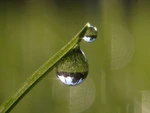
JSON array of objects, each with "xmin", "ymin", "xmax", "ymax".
[
  {"xmin": 56, "ymin": 46, "xmax": 88, "ymax": 86},
  {"xmin": 55, "ymin": 23, "xmax": 98, "ymax": 86},
  {"xmin": 82, "ymin": 23, "xmax": 97, "ymax": 43},
  {"xmin": 57, "ymin": 72, "xmax": 88, "ymax": 86}
]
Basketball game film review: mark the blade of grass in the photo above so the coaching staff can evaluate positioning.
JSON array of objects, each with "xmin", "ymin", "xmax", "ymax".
[{"xmin": 0, "ymin": 22, "xmax": 90, "ymax": 113}]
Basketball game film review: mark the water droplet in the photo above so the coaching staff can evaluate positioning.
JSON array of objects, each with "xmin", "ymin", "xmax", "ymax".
[
  {"xmin": 56, "ymin": 46, "xmax": 88, "ymax": 86},
  {"xmin": 82, "ymin": 23, "xmax": 97, "ymax": 43}
]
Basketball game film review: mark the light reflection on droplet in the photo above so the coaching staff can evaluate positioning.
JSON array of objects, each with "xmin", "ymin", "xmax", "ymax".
[
  {"xmin": 56, "ymin": 47, "xmax": 88, "ymax": 86},
  {"xmin": 56, "ymin": 23, "xmax": 97, "ymax": 86},
  {"xmin": 82, "ymin": 23, "xmax": 97, "ymax": 43},
  {"xmin": 57, "ymin": 72, "xmax": 87, "ymax": 86}
]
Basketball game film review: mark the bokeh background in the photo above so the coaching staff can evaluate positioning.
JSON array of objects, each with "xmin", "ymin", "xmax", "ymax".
[{"xmin": 0, "ymin": 0, "xmax": 150, "ymax": 113}]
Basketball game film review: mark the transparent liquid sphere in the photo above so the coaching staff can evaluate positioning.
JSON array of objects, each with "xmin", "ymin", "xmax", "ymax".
[
  {"xmin": 56, "ymin": 47, "xmax": 88, "ymax": 86},
  {"xmin": 82, "ymin": 23, "xmax": 97, "ymax": 43}
]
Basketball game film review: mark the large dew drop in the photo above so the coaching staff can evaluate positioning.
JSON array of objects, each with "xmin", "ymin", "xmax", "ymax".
[
  {"xmin": 82, "ymin": 23, "xmax": 97, "ymax": 43},
  {"xmin": 56, "ymin": 46, "xmax": 88, "ymax": 86}
]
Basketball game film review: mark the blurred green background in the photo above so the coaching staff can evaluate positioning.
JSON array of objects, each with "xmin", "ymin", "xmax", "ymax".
[{"xmin": 0, "ymin": 0, "xmax": 150, "ymax": 113}]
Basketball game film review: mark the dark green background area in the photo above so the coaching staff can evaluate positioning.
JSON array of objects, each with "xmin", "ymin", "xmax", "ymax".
[{"xmin": 0, "ymin": 0, "xmax": 150, "ymax": 113}]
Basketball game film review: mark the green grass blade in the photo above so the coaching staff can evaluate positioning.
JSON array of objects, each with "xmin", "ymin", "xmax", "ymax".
[{"xmin": 0, "ymin": 23, "xmax": 89, "ymax": 113}]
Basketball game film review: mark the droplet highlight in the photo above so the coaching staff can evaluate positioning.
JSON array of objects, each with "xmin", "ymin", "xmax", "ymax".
[
  {"xmin": 82, "ymin": 23, "xmax": 97, "ymax": 43},
  {"xmin": 56, "ymin": 46, "xmax": 88, "ymax": 86}
]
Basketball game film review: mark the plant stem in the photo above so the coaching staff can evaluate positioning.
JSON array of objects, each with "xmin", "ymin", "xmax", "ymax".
[{"xmin": 0, "ymin": 23, "xmax": 89, "ymax": 113}]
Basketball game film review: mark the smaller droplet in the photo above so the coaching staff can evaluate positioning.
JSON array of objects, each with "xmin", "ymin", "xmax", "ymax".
[
  {"xmin": 82, "ymin": 23, "xmax": 97, "ymax": 43},
  {"xmin": 56, "ymin": 46, "xmax": 88, "ymax": 86}
]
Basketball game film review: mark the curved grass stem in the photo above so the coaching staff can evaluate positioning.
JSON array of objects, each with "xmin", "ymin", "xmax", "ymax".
[{"xmin": 0, "ymin": 23, "xmax": 89, "ymax": 113}]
